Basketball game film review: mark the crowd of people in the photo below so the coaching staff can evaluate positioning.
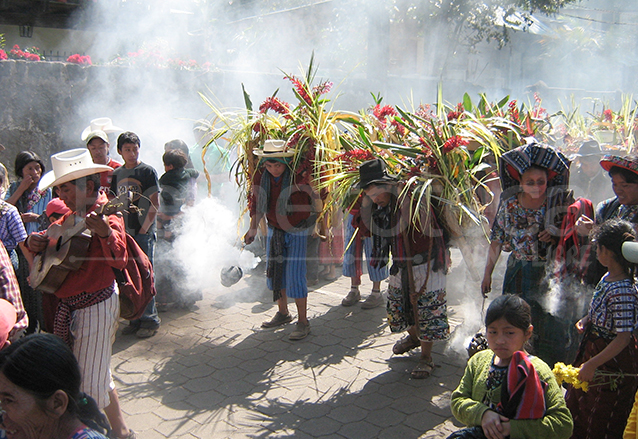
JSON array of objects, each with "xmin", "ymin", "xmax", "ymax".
[
  {"xmin": 244, "ymin": 133, "xmax": 638, "ymax": 439},
  {"xmin": 0, "ymin": 114, "xmax": 637, "ymax": 439},
  {"xmin": 0, "ymin": 117, "xmax": 226, "ymax": 439}
]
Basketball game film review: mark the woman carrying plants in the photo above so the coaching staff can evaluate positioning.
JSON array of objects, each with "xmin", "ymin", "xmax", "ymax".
[
  {"xmin": 449, "ymin": 294, "xmax": 573, "ymax": 439},
  {"xmin": 565, "ymin": 219, "xmax": 638, "ymax": 439},
  {"xmin": 5, "ymin": 151, "xmax": 52, "ymax": 334},
  {"xmin": 481, "ymin": 142, "xmax": 574, "ymax": 367}
]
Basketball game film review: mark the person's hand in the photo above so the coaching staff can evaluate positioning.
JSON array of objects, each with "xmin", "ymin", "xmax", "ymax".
[
  {"xmin": 85, "ymin": 212, "xmax": 112, "ymax": 238},
  {"xmin": 578, "ymin": 360, "xmax": 596, "ymax": 382},
  {"xmin": 20, "ymin": 212, "xmax": 39, "ymax": 223},
  {"xmin": 481, "ymin": 410, "xmax": 509, "ymax": 439},
  {"xmin": 244, "ymin": 228, "xmax": 257, "ymax": 245},
  {"xmin": 481, "ymin": 275, "xmax": 492, "ymax": 297},
  {"xmin": 538, "ymin": 229, "xmax": 553, "ymax": 242},
  {"xmin": 18, "ymin": 175, "xmax": 36, "ymax": 192},
  {"xmin": 575, "ymin": 317, "xmax": 588, "ymax": 334},
  {"xmin": 26, "ymin": 234, "xmax": 49, "ymax": 253},
  {"xmin": 576, "ymin": 215, "xmax": 594, "ymax": 237}
]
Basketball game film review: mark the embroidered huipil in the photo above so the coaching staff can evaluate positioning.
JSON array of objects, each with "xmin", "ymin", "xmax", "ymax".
[
  {"xmin": 589, "ymin": 277, "xmax": 638, "ymax": 336},
  {"xmin": 491, "ymin": 195, "xmax": 547, "ymax": 262}
]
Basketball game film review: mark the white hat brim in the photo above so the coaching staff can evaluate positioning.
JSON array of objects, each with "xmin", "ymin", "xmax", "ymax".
[
  {"xmin": 39, "ymin": 165, "xmax": 113, "ymax": 191},
  {"xmin": 252, "ymin": 149, "xmax": 295, "ymax": 158}
]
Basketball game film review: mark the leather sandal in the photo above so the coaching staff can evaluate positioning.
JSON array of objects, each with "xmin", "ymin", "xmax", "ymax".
[
  {"xmin": 411, "ymin": 358, "xmax": 435, "ymax": 379},
  {"xmin": 392, "ymin": 334, "xmax": 420, "ymax": 355}
]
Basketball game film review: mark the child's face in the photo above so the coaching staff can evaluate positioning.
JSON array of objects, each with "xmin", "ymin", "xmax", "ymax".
[
  {"xmin": 264, "ymin": 161, "xmax": 286, "ymax": 178},
  {"xmin": 595, "ymin": 243, "xmax": 613, "ymax": 268},
  {"xmin": 119, "ymin": 142, "xmax": 140, "ymax": 166},
  {"xmin": 486, "ymin": 317, "xmax": 532, "ymax": 364},
  {"xmin": 164, "ymin": 164, "xmax": 174, "ymax": 172}
]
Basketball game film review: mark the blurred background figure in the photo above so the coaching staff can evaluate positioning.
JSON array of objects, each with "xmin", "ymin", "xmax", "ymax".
[
  {"xmin": 570, "ymin": 138, "xmax": 614, "ymax": 206},
  {"xmin": 5, "ymin": 151, "xmax": 52, "ymax": 334}
]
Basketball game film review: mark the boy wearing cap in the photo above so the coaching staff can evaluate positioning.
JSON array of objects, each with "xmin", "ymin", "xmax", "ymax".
[
  {"xmin": 244, "ymin": 140, "xmax": 320, "ymax": 340},
  {"xmin": 110, "ymin": 131, "xmax": 161, "ymax": 339},
  {"xmin": 358, "ymin": 159, "xmax": 449, "ymax": 379},
  {"xmin": 85, "ymin": 130, "xmax": 122, "ymax": 192}
]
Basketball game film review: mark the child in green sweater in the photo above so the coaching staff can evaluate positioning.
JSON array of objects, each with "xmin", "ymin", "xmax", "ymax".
[{"xmin": 449, "ymin": 295, "xmax": 573, "ymax": 439}]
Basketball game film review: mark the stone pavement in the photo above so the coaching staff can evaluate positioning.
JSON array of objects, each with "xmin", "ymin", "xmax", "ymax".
[{"xmin": 112, "ymin": 260, "xmax": 484, "ymax": 438}]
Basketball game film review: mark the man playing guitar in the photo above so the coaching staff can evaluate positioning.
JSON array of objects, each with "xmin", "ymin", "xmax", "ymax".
[{"xmin": 25, "ymin": 148, "xmax": 136, "ymax": 439}]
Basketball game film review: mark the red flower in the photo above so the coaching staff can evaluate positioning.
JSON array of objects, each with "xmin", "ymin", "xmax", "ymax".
[
  {"xmin": 603, "ymin": 109, "xmax": 613, "ymax": 122},
  {"xmin": 508, "ymin": 100, "xmax": 520, "ymax": 124},
  {"xmin": 390, "ymin": 119, "xmax": 406, "ymax": 136},
  {"xmin": 442, "ymin": 136, "xmax": 468, "ymax": 154},
  {"xmin": 447, "ymin": 103, "xmax": 464, "ymax": 121},
  {"xmin": 252, "ymin": 122, "xmax": 266, "ymax": 134},
  {"xmin": 286, "ymin": 75, "xmax": 313, "ymax": 106},
  {"xmin": 259, "ymin": 97, "xmax": 291, "ymax": 117},
  {"xmin": 0, "ymin": 50, "xmax": 7, "ymax": 61},
  {"xmin": 67, "ymin": 54, "xmax": 91, "ymax": 65},
  {"xmin": 373, "ymin": 104, "xmax": 397, "ymax": 120},
  {"xmin": 312, "ymin": 80, "xmax": 333, "ymax": 97},
  {"xmin": 336, "ymin": 149, "xmax": 375, "ymax": 171}
]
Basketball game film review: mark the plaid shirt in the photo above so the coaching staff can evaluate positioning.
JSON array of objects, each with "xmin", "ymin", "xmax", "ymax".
[
  {"xmin": 0, "ymin": 201, "xmax": 27, "ymax": 251},
  {"xmin": 0, "ymin": 241, "xmax": 27, "ymax": 339}
]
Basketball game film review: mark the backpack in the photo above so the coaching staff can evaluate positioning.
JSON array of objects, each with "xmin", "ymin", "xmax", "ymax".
[{"xmin": 114, "ymin": 233, "xmax": 157, "ymax": 320}]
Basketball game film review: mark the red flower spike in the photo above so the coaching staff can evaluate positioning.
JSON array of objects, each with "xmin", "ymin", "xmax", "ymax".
[
  {"xmin": 442, "ymin": 136, "xmax": 469, "ymax": 154},
  {"xmin": 287, "ymin": 75, "xmax": 313, "ymax": 106},
  {"xmin": 259, "ymin": 97, "xmax": 291, "ymax": 115}
]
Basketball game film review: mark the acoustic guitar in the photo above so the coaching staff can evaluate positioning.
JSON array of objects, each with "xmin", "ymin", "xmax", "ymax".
[{"xmin": 30, "ymin": 193, "xmax": 131, "ymax": 294}]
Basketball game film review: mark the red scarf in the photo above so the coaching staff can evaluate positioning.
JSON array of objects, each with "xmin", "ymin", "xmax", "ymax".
[{"xmin": 498, "ymin": 351, "xmax": 547, "ymax": 420}]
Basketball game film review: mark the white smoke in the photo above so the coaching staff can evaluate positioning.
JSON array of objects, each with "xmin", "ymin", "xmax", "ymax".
[{"xmin": 169, "ymin": 196, "xmax": 259, "ymax": 294}]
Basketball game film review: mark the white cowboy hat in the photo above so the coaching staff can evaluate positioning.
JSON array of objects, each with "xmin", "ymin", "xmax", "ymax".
[
  {"xmin": 252, "ymin": 139, "xmax": 295, "ymax": 158},
  {"xmin": 80, "ymin": 117, "xmax": 123, "ymax": 141},
  {"xmin": 38, "ymin": 148, "xmax": 113, "ymax": 190}
]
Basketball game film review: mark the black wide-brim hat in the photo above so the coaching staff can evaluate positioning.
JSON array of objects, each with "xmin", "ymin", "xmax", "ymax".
[{"xmin": 357, "ymin": 158, "xmax": 398, "ymax": 189}]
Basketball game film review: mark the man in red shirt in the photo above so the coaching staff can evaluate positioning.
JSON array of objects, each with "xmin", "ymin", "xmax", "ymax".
[
  {"xmin": 26, "ymin": 149, "xmax": 135, "ymax": 439},
  {"xmin": 85, "ymin": 129, "xmax": 122, "ymax": 192}
]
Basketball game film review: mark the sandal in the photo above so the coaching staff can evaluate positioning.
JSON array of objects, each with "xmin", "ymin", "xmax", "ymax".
[
  {"xmin": 411, "ymin": 358, "xmax": 435, "ymax": 379},
  {"xmin": 392, "ymin": 334, "xmax": 420, "ymax": 355}
]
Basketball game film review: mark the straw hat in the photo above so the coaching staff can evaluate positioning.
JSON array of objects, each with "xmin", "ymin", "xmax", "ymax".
[
  {"xmin": 80, "ymin": 117, "xmax": 123, "ymax": 141},
  {"xmin": 38, "ymin": 148, "xmax": 113, "ymax": 190},
  {"xmin": 252, "ymin": 140, "xmax": 295, "ymax": 158}
]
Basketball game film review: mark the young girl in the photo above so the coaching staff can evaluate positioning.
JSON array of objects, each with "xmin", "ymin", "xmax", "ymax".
[
  {"xmin": 566, "ymin": 219, "xmax": 638, "ymax": 439},
  {"xmin": 449, "ymin": 295, "xmax": 573, "ymax": 439}
]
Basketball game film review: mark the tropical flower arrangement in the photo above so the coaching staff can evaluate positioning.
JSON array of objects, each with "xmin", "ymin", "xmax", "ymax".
[
  {"xmin": 553, "ymin": 362, "xmax": 638, "ymax": 392},
  {"xmin": 553, "ymin": 94, "xmax": 638, "ymax": 153},
  {"xmin": 200, "ymin": 55, "xmax": 354, "ymax": 231}
]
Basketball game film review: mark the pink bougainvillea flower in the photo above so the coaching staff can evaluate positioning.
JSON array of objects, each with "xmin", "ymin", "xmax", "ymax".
[{"xmin": 442, "ymin": 135, "xmax": 469, "ymax": 154}]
